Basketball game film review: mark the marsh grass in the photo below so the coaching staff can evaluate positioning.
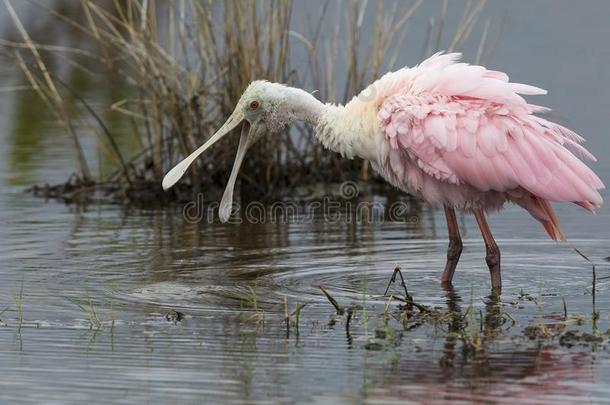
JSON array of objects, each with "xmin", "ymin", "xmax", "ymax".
[
  {"xmin": 2, "ymin": 0, "xmax": 491, "ymax": 202},
  {"xmin": 11, "ymin": 284, "xmax": 24, "ymax": 332},
  {"xmin": 573, "ymin": 248, "xmax": 605, "ymax": 340},
  {"xmin": 312, "ymin": 262, "xmax": 608, "ymax": 361},
  {"xmin": 514, "ymin": 250, "xmax": 609, "ymax": 347},
  {"xmin": 66, "ymin": 294, "xmax": 114, "ymax": 330},
  {"xmin": 241, "ymin": 282, "xmax": 265, "ymax": 324},
  {"xmin": 319, "ymin": 285, "xmax": 344, "ymax": 315}
]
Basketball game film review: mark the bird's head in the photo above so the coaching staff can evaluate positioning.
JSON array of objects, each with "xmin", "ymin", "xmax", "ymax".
[
  {"xmin": 162, "ymin": 80, "xmax": 321, "ymax": 222},
  {"xmin": 231, "ymin": 80, "xmax": 296, "ymax": 144}
]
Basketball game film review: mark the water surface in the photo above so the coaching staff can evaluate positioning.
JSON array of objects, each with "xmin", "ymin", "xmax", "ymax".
[{"xmin": 0, "ymin": 1, "xmax": 609, "ymax": 403}]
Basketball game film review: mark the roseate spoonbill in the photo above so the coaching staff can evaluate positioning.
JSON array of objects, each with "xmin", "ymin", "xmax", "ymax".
[{"xmin": 162, "ymin": 53, "xmax": 604, "ymax": 290}]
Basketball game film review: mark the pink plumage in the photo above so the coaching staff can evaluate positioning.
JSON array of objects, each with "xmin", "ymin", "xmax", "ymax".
[
  {"xmin": 375, "ymin": 52, "xmax": 604, "ymax": 241},
  {"xmin": 165, "ymin": 51, "xmax": 605, "ymax": 289}
]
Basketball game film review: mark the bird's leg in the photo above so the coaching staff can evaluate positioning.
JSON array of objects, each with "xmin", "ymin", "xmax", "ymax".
[
  {"xmin": 440, "ymin": 205, "xmax": 463, "ymax": 287},
  {"xmin": 473, "ymin": 209, "xmax": 502, "ymax": 290}
]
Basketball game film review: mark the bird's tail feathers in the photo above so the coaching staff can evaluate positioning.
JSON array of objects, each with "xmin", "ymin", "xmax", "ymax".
[
  {"xmin": 514, "ymin": 195, "xmax": 566, "ymax": 241},
  {"xmin": 537, "ymin": 198, "xmax": 566, "ymax": 241}
]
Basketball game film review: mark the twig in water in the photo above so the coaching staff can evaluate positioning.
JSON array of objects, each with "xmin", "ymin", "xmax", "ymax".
[
  {"xmin": 574, "ymin": 248, "xmax": 594, "ymax": 266},
  {"xmin": 561, "ymin": 296, "xmax": 568, "ymax": 321},
  {"xmin": 319, "ymin": 285, "xmax": 344, "ymax": 315},
  {"xmin": 383, "ymin": 265, "xmax": 410, "ymax": 300},
  {"xmin": 293, "ymin": 303, "xmax": 305, "ymax": 337},
  {"xmin": 346, "ymin": 307, "xmax": 354, "ymax": 336},
  {"xmin": 284, "ymin": 295, "xmax": 290, "ymax": 339},
  {"xmin": 574, "ymin": 248, "xmax": 600, "ymax": 332},
  {"xmin": 385, "ymin": 265, "xmax": 426, "ymax": 312},
  {"xmin": 592, "ymin": 263, "xmax": 598, "ymax": 333},
  {"xmin": 391, "ymin": 295, "xmax": 431, "ymax": 314}
]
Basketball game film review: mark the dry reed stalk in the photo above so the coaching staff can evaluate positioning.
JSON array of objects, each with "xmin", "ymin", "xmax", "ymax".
[
  {"xmin": 4, "ymin": 0, "xmax": 92, "ymax": 182},
  {"xmin": 2, "ymin": 0, "xmax": 494, "ymax": 200}
]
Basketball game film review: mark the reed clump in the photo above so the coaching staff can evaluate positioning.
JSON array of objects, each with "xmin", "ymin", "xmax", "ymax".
[{"xmin": 2, "ymin": 0, "xmax": 489, "ymax": 203}]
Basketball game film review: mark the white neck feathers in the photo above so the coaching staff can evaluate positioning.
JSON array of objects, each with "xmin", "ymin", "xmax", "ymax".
[
  {"xmin": 279, "ymin": 86, "xmax": 326, "ymax": 126},
  {"xmin": 315, "ymin": 101, "xmax": 378, "ymax": 161},
  {"xmin": 278, "ymin": 85, "xmax": 378, "ymax": 162}
]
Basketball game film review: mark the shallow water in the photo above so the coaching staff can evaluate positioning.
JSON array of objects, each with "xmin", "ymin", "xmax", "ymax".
[
  {"xmin": 0, "ymin": 191, "xmax": 608, "ymax": 403},
  {"xmin": 1, "ymin": 1, "xmax": 610, "ymax": 404}
]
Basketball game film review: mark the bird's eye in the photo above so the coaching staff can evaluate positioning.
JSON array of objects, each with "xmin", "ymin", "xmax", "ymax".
[{"xmin": 250, "ymin": 100, "xmax": 260, "ymax": 110}]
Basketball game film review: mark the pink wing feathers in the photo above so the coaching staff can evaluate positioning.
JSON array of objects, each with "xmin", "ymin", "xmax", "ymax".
[{"xmin": 378, "ymin": 53, "xmax": 604, "ymax": 238}]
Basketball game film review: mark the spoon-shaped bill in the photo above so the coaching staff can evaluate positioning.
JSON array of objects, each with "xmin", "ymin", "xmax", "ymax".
[
  {"xmin": 219, "ymin": 122, "xmax": 251, "ymax": 223},
  {"xmin": 161, "ymin": 111, "xmax": 244, "ymax": 191}
]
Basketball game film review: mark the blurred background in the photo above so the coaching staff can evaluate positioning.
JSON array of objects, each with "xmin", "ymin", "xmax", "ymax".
[
  {"xmin": 2, "ymin": 0, "xmax": 607, "ymax": 203},
  {"xmin": 0, "ymin": 1, "xmax": 609, "ymax": 404}
]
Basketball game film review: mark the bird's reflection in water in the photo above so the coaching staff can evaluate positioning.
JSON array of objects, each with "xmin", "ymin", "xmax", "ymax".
[
  {"xmin": 363, "ymin": 287, "xmax": 595, "ymax": 403},
  {"xmin": 439, "ymin": 286, "xmax": 465, "ymax": 369}
]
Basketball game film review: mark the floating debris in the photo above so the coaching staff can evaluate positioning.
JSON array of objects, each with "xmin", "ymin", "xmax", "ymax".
[
  {"xmin": 165, "ymin": 309, "xmax": 184, "ymax": 324},
  {"xmin": 559, "ymin": 330, "xmax": 606, "ymax": 348}
]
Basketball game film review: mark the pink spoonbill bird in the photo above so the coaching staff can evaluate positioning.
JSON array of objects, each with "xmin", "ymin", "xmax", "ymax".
[{"xmin": 162, "ymin": 53, "xmax": 604, "ymax": 290}]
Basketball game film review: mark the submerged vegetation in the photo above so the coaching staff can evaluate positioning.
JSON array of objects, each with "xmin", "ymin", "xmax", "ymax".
[{"xmin": 1, "ymin": 0, "xmax": 494, "ymax": 203}]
